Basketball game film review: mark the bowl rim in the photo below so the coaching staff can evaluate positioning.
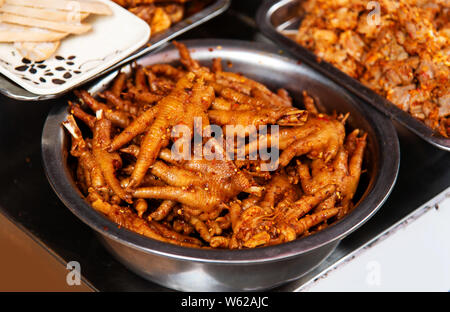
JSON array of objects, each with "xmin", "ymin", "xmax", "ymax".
[{"xmin": 41, "ymin": 39, "xmax": 400, "ymax": 264}]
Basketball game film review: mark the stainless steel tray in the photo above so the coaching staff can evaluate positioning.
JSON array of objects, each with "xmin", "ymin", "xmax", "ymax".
[
  {"xmin": 256, "ymin": 0, "xmax": 450, "ymax": 151},
  {"xmin": 0, "ymin": 0, "xmax": 230, "ymax": 102}
]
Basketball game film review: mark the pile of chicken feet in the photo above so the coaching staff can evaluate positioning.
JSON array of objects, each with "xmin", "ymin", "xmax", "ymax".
[{"xmin": 63, "ymin": 42, "xmax": 367, "ymax": 249}]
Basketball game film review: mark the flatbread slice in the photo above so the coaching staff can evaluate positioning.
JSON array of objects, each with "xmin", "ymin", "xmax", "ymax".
[
  {"xmin": 5, "ymin": 0, "xmax": 112, "ymax": 15},
  {"xmin": 0, "ymin": 4, "xmax": 90, "ymax": 22},
  {"xmin": 0, "ymin": 13, "xmax": 92, "ymax": 34},
  {"xmin": 0, "ymin": 22, "xmax": 69, "ymax": 42},
  {"xmin": 14, "ymin": 41, "xmax": 60, "ymax": 61}
]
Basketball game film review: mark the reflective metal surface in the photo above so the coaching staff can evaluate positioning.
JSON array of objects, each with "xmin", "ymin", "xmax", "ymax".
[
  {"xmin": 256, "ymin": 0, "xmax": 450, "ymax": 151},
  {"xmin": 0, "ymin": 0, "xmax": 230, "ymax": 102},
  {"xmin": 41, "ymin": 39, "xmax": 399, "ymax": 291}
]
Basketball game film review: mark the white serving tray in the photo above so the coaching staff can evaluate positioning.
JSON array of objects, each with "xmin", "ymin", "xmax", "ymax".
[{"xmin": 0, "ymin": 0, "xmax": 150, "ymax": 95}]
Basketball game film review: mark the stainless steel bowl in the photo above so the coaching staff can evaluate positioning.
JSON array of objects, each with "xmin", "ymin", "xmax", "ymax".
[{"xmin": 42, "ymin": 39, "xmax": 400, "ymax": 291}]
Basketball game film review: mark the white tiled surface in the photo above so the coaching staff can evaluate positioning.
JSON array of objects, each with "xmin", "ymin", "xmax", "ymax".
[{"xmin": 305, "ymin": 195, "xmax": 450, "ymax": 292}]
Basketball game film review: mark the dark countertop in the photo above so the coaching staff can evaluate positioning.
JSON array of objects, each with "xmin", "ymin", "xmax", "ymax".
[{"xmin": 0, "ymin": 0, "xmax": 449, "ymax": 291}]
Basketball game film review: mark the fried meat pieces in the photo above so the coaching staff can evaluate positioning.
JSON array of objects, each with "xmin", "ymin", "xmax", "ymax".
[
  {"xmin": 294, "ymin": 0, "xmax": 449, "ymax": 137},
  {"xmin": 64, "ymin": 42, "xmax": 367, "ymax": 249}
]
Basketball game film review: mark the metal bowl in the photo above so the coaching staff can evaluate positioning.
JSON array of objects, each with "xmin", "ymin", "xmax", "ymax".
[{"xmin": 42, "ymin": 39, "xmax": 400, "ymax": 291}]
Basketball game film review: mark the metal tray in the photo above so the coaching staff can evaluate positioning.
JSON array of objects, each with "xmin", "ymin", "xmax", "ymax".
[
  {"xmin": 256, "ymin": 0, "xmax": 450, "ymax": 151},
  {"xmin": 0, "ymin": 0, "xmax": 230, "ymax": 102}
]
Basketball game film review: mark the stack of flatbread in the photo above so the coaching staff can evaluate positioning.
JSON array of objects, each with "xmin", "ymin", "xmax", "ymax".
[{"xmin": 0, "ymin": 0, "xmax": 112, "ymax": 61}]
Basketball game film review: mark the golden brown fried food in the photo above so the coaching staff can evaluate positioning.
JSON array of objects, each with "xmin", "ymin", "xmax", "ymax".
[
  {"xmin": 63, "ymin": 115, "xmax": 106, "ymax": 195},
  {"xmin": 278, "ymin": 116, "xmax": 346, "ymax": 166},
  {"xmin": 228, "ymin": 184, "xmax": 337, "ymax": 248},
  {"xmin": 208, "ymin": 107, "xmax": 306, "ymax": 127},
  {"xmin": 109, "ymin": 106, "xmax": 158, "ymax": 152},
  {"xmin": 127, "ymin": 73, "xmax": 195, "ymax": 189},
  {"xmin": 297, "ymin": 130, "xmax": 367, "ymax": 218},
  {"xmin": 88, "ymin": 189, "xmax": 201, "ymax": 247},
  {"xmin": 92, "ymin": 116, "xmax": 132, "ymax": 204},
  {"xmin": 64, "ymin": 42, "xmax": 367, "ymax": 249},
  {"xmin": 293, "ymin": 0, "xmax": 449, "ymax": 137},
  {"xmin": 75, "ymin": 90, "xmax": 131, "ymax": 128},
  {"xmin": 114, "ymin": 0, "xmax": 207, "ymax": 35},
  {"xmin": 149, "ymin": 7, "xmax": 172, "ymax": 34}
]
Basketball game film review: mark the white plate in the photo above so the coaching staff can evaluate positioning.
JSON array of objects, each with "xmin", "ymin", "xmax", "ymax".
[{"xmin": 0, "ymin": 0, "xmax": 150, "ymax": 95}]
